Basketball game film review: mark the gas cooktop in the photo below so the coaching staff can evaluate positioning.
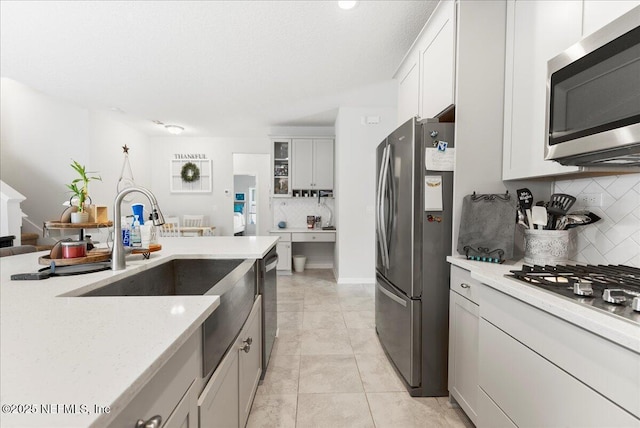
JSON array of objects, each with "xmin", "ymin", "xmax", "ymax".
[{"xmin": 506, "ymin": 264, "xmax": 640, "ymax": 325}]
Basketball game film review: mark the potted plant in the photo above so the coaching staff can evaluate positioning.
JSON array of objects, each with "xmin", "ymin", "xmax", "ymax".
[{"xmin": 66, "ymin": 160, "xmax": 101, "ymax": 223}]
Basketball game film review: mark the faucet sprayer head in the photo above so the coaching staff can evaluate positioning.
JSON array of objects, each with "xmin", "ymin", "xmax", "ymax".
[{"xmin": 150, "ymin": 207, "xmax": 165, "ymax": 226}]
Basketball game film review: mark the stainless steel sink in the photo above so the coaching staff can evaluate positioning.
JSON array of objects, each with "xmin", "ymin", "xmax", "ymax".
[
  {"xmin": 77, "ymin": 258, "xmax": 257, "ymax": 378},
  {"xmin": 78, "ymin": 259, "xmax": 247, "ymax": 296}
]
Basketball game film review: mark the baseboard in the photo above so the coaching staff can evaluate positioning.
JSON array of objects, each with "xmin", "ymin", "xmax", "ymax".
[{"xmin": 305, "ymin": 263, "xmax": 333, "ymax": 269}]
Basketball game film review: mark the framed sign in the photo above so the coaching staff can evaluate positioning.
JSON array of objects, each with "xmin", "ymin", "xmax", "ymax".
[{"xmin": 170, "ymin": 155, "xmax": 212, "ymax": 193}]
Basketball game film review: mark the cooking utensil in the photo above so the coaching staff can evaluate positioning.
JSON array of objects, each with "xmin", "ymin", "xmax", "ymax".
[
  {"xmin": 546, "ymin": 193, "xmax": 576, "ymax": 229},
  {"xmin": 569, "ymin": 210, "xmax": 602, "ymax": 226},
  {"xmin": 516, "ymin": 188, "xmax": 534, "ymax": 229},
  {"xmin": 517, "ymin": 209, "xmax": 528, "ymax": 227},
  {"xmin": 531, "ymin": 206, "xmax": 548, "ymax": 230},
  {"xmin": 11, "ymin": 262, "xmax": 111, "ymax": 280},
  {"xmin": 564, "ymin": 214, "xmax": 593, "ymax": 229}
]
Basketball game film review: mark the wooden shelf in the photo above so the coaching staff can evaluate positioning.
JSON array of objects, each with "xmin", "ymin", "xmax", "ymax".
[{"xmin": 44, "ymin": 221, "xmax": 113, "ymax": 229}]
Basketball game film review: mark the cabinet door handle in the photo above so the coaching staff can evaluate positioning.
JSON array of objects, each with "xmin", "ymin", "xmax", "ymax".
[
  {"xmin": 460, "ymin": 283, "xmax": 470, "ymax": 289},
  {"xmin": 135, "ymin": 415, "xmax": 162, "ymax": 428},
  {"xmin": 239, "ymin": 337, "xmax": 253, "ymax": 353}
]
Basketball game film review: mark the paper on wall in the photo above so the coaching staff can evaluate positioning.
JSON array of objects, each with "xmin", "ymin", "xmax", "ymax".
[
  {"xmin": 424, "ymin": 175, "xmax": 443, "ymax": 211},
  {"xmin": 425, "ymin": 147, "xmax": 455, "ymax": 171}
]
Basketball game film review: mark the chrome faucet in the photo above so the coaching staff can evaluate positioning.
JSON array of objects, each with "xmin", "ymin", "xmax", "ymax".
[{"xmin": 111, "ymin": 186, "xmax": 165, "ymax": 271}]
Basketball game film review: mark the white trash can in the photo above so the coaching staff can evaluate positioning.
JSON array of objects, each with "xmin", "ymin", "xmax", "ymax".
[{"xmin": 293, "ymin": 255, "xmax": 306, "ymax": 272}]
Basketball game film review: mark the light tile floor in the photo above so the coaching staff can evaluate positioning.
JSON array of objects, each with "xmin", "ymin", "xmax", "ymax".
[{"xmin": 247, "ymin": 269, "xmax": 475, "ymax": 428}]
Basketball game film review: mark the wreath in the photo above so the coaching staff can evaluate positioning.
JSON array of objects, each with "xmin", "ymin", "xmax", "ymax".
[{"xmin": 181, "ymin": 162, "xmax": 200, "ymax": 182}]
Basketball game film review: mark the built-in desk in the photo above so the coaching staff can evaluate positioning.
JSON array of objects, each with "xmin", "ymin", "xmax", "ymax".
[{"xmin": 269, "ymin": 228, "xmax": 336, "ymax": 273}]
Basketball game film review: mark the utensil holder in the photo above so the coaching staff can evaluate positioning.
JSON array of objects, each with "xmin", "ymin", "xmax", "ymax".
[{"xmin": 524, "ymin": 229, "xmax": 575, "ymax": 265}]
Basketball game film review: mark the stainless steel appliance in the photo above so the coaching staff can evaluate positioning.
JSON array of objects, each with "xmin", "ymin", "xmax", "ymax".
[
  {"xmin": 257, "ymin": 246, "xmax": 278, "ymax": 379},
  {"xmin": 507, "ymin": 264, "xmax": 640, "ymax": 324},
  {"xmin": 545, "ymin": 7, "xmax": 640, "ymax": 167},
  {"xmin": 375, "ymin": 117, "xmax": 454, "ymax": 397}
]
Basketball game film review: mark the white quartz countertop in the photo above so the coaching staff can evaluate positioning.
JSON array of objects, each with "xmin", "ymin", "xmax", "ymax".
[
  {"xmin": 447, "ymin": 256, "xmax": 640, "ymax": 353},
  {"xmin": 0, "ymin": 236, "xmax": 277, "ymax": 428},
  {"xmin": 269, "ymin": 227, "xmax": 336, "ymax": 233}
]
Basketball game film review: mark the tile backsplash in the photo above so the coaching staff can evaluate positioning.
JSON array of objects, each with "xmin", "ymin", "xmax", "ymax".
[
  {"xmin": 554, "ymin": 173, "xmax": 640, "ymax": 267},
  {"xmin": 272, "ymin": 197, "xmax": 335, "ymax": 229}
]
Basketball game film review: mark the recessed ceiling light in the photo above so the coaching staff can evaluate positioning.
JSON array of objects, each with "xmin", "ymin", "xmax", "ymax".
[
  {"xmin": 165, "ymin": 125, "xmax": 184, "ymax": 135},
  {"xmin": 338, "ymin": 1, "xmax": 358, "ymax": 10}
]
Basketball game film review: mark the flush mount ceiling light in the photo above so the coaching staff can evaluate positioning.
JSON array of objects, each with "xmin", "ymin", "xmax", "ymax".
[
  {"xmin": 164, "ymin": 124, "xmax": 184, "ymax": 135},
  {"xmin": 338, "ymin": 1, "xmax": 358, "ymax": 10},
  {"xmin": 151, "ymin": 120, "xmax": 185, "ymax": 135}
]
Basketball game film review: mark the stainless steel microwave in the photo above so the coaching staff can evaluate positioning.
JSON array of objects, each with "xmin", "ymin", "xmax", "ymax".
[{"xmin": 545, "ymin": 7, "xmax": 640, "ymax": 167}]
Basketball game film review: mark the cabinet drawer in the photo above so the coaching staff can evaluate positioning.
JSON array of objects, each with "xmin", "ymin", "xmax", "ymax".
[
  {"xmin": 450, "ymin": 265, "xmax": 481, "ymax": 304},
  {"xmin": 292, "ymin": 232, "xmax": 335, "ymax": 242},
  {"xmin": 480, "ymin": 285, "xmax": 640, "ymax": 419},
  {"xmin": 270, "ymin": 232, "xmax": 291, "ymax": 242},
  {"xmin": 479, "ymin": 319, "xmax": 638, "ymax": 427}
]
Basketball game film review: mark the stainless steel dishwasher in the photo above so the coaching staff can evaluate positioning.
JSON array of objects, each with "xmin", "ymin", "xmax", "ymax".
[{"xmin": 258, "ymin": 246, "xmax": 278, "ymax": 379}]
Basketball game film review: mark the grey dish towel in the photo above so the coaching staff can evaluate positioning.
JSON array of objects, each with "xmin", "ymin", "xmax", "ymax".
[{"xmin": 456, "ymin": 192, "xmax": 517, "ymax": 262}]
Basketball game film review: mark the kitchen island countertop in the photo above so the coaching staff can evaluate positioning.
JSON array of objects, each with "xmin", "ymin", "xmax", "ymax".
[
  {"xmin": 447, "ymin": 255, "xmax": 640, "ymax": 353},
  {"xmin": 0, "ymin": 236, "xmax": 277, "ymax": 428}
]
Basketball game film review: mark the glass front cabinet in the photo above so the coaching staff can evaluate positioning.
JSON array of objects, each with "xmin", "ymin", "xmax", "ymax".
[{"xmin": 272, "ymin": 139, "xmax": 291, "ymax": 197}]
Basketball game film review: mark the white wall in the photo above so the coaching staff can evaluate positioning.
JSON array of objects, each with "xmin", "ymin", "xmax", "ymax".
[
  {"xmin": 233, "ymin": 153, "xmax": 271, "ymax": 236},
  {"xmin": 149, "ymin": 136, "xmax": 270, "ymax": 236},
  {"xmin": 334, "ymin": 106, "xmax": 397, "ymax": 283},
  {"xmin": 0, "ymin": 78, "xmax": 150, "ymax": 240},
  {"xmin": 452, "ymin": 1, "xmax": 552, "ymax": 255}
]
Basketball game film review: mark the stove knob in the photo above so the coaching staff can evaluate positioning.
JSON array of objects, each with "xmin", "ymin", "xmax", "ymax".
[
  {"xmin": 632, "ymin": 297, "xmax": 640, "ymax": 312},
  {"xmin": 573, "ymin": 281, "xmax": 593, "ymax": 297},
  {"xmin": 602, "ymin": 289, "xmax": 627, "ymax": 305}
]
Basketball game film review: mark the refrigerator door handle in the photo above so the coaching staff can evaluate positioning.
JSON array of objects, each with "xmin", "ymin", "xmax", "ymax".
[
  {"xmin": 385, "ymin": 145, "xmax": 395, "ymax": 253},
  {"xmin": 376, "ymin": 144, "xmax": 387, "ymax": 267},
  {"xmin": 376, "ymin": 282, "xmax": 407, "ymax": 307},
  {"xmin": 379, "ymin": 145, "xmax": 391, "ymax": 269}
]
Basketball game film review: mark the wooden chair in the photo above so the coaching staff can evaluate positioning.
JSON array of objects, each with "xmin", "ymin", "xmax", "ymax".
[
  {"xmin": 182, "ymin": 215, "xmax": 205, "ymax": 237},
  {"xmin": 158, "ymin": 216, "xmax": 181, "ymax": 237},
  {"xmin": 182, "ymin": 215, "xmax": 204, "ymax": 227}
]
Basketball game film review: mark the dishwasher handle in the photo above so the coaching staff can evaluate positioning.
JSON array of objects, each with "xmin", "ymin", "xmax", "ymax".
[{"xmin": 265, "ymin": 253, "xmax": 279, "ymax": 272}]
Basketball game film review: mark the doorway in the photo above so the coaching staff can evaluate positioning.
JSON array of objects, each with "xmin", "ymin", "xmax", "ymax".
[
  {"xmin": 232, "ymin": 154, "xmax": 271, "ymax": 237},
  {"xmin": 233, "ymin": 174, "xmax": 256, "ymax": 236}
]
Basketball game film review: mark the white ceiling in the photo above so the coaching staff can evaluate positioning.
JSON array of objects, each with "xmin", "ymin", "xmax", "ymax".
[{"xmin": 0, "ymin": 1, "xmax": 436, "ymax": 137}]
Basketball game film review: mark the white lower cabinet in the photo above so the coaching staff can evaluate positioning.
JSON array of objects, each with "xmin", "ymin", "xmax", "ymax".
[
  {"xmin": 449, "ymin": 264, "xmax": 640, "ymax": 427},
  {"xmin": 199, "ymin": 297, "xmax": 262, "ymax": 428},
  {"xmin": 448, "ymin": 290, "xmax": 479, "ymax": 425},
  {"xmin": 276, "ymin": 241, "xmax": 291, "ymax": 272},
  {"xmin": 238, "ymin": 297, "xmax": 262, "ymax": 427},
  {"xmin": 479, "ymin": 318, "xmax": 638, "ymax": 427},
  {"xmin": 164, "ymin": 380, "xmax": 199, "ymax": 428},
  {"xmin": 198, "ymin": 344, "xmax": 239, "ymax": 428},
  {"xmin": 448, "ymin": 266, "xmax": 481, "ymax": 425},
  {"xmin": 477, "ymin": 387, "xmax": 516, "ymax": 428},
  {"xmin": 477, "ymin": 283, "xmax": 640, "ymax": 427},
  {"xmin": 110, "ymin": 330, "xmax": 201, "ymax": 428}
]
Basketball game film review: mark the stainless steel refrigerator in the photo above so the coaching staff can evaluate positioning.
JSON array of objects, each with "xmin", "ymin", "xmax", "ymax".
[{"xmin": 375, "ymin": 116, "xmax": 454, "ymax": 397}]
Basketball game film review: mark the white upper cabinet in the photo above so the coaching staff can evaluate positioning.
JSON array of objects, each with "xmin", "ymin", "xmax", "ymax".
[
  {"xmin": 292, "ymin": 139, "xmax": 313, "ymax": 189},
  {"xmin": 583, "ymin": 1, "xmax": 640, "ymax": 36},
  {"xmin": 502, "ymin": 0, "xmax": 582, "ymax": 180},
  {"xmin": 502, "ymin": 0, "xmax": 639, "ymax": 180},
  {"xmin": 419, "ymin": 0, "xmax": 455, "ymax": 120},
  {"xmin": 395, "ymin": 0, "xmax": 456, "ymax": 126},
  {"xmin": 292, "ymin": 138, "xmax": 334, "ymax": 190},
  {"xmin": 396, "ymin": 51, "xmax": 420, "ymax": 125}
]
